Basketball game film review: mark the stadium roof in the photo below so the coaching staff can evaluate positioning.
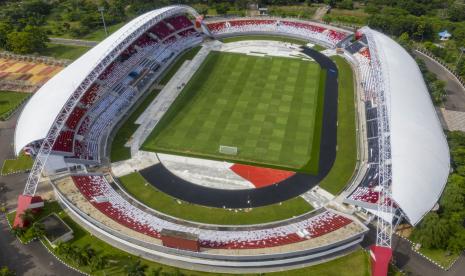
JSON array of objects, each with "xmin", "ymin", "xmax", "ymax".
[
  {"xmin": 14, "ymin": 5, "xmax": 195, "ymax": 155},
  {"xmin": 370, "ymin": 29, "xmax": 450, "ymax": 225}
]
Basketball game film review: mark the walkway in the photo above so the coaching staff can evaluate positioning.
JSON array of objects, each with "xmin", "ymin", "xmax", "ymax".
[
  {"xmin": 0, "ymin": 110, "xmax": 80, "ymax": 275},
  {"xmin": 49, "ymin": 37, "xmax": 98, "ymax": 47}
]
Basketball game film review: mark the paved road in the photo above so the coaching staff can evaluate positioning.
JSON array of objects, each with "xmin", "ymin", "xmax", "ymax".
[
  {"xmin": 49, "ymin": 38, "xmax": 97, "ymax": 47},
  {"xmin": 362, "ymin": 225, "xmax": 465, "ymax": 276},
  {"xmin": 414, "ymin": 51, "xmax": 465, "ymax": 112},
  {"xmin": 0, "ymin": 109, "xmax": 81, "ymax": 275}
]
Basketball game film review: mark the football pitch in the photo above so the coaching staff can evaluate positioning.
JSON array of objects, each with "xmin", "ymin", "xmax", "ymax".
[{"xmin": 142, "ymin": 51, "xmax": 326, "ymax": 173}]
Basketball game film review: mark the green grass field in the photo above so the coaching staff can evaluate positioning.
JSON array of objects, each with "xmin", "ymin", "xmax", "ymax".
[
  {"xmin": 41, "ymin": 43, "xmax": 91, "ymax": 60},
  {"xmin": 1, "ymin": 152, "xmax": 33, "ymax": 175},
  {"xmin": 118, "ymin": 172, "xmax": 312, "ymax": 225},
  {"xmin": 0, "ymin": 91, "xmax": 30, "ymax": 120},
  {"xmin": 143, "ymin": 51, "xmax": 324, "ymax": 173},
  {"xmin": 318, "ymin": 56, "xmax": 357, "ymax": 195}
]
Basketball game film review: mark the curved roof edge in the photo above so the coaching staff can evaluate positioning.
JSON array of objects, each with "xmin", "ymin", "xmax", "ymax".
[
  {"xmin": 369, "ymin": 28, "xmax": 450, "ymax": 225},
  {"xmin": 14, "ymin": 5, "xmax": 197, "ymax": 155}
]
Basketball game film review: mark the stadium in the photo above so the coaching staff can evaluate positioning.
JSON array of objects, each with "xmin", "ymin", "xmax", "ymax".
[{"xmin": 11, "ymin": 4, "xmax": 450, "ymax": 275}]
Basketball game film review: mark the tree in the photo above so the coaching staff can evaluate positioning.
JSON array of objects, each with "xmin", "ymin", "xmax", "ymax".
[
  {"xmin": 397, "ymin": 32, "xmax": 411, "ymax": 50},
  {"xmin": 447, "ymin": 228, "xmax": 465, "ymax": 254},
  {"xmin": 10, "ymin": 227, "xmax": 25, "ymax": 237},
  {"xmin": 126, "ymin": 259, "xmax": 147, "ymax": 276},
  {"xmin": 323, "ymin": 14, "xmax": 332, "ymax": 24},
  {"xmin": 440, "ymin": 174, "xmax": 465, "ymax": 213},
  {"xmin": 19, "ymin": 209, "xmax": 35, "ymax": 225},
  {"xmin": 55, "ymin": 242, "xmax": 72, "ymax": 259},
  {"xmin": 411, "ymin": 212, "xmax": 450, "ymax": 249},
  {"xmin": 448, "ymin": 3, "xmax": 465, "ymax": 22},
  {"xmin": 429, "ymin": 79, "xmax": 446, "ymax": 105},
  {"xmin": 0, "ymin": 23, "xmax": 12, "ymax": 49},
  {"xmin": 215, "ymin": 3, "xmax": 230, "ymax": 15},
  {"xmin": 23, "ymin": 25, "xmax": 48, "ymax": 51},
  {"xmin": 0, "ymin": 266, "xmax": 15, "ymax": 276},
  {"xmin": 6, "ymin": 31, "xmax": 43, "ymax": 54},
  {"xmin": 336, "ymin": 0, "xmax": 354, "ymax": 10},
  {"xmin": 89, "ymin": 254, "xmax": 107, "ymax": 272},
  {"xmin": 31, "ymin": 222, "xmax": 45, "ymax": 239}
]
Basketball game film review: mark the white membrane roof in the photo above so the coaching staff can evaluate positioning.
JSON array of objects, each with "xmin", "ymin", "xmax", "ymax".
[
  {"xmin": 14, "ymin": 6, "xmax": 176, "ymax": 154},
  {"xmin": 371, "ymin": 29, "xmax": 450, "ymax": 225}
]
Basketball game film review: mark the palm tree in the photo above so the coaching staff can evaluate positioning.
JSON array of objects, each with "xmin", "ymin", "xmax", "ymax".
[
  {"xmin": 125, "ymin": 259, "xmax": 146, "ymax": 276},
  {"xmin": 90, "ymin": 254, "xmax": 107, "ymax": 272},
  {"xmin": 10, "ymin": 227, "xmax": 25, "ymax": 238},
  {"xmin": 31, "ymin": 222, "xmax": 45, "ymax": 239},
  {"xmin": 55, "ymin": 242, "xmax": 73, "ymax": 261},
  {"xmin": 19, "ymin": 209, "xmax": 35, "ymax": 225}
]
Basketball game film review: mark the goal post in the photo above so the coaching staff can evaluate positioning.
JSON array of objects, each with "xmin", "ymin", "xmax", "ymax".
[{"xmin": 219, "ymin": 145, "xmax": 238, "ymax": 155}]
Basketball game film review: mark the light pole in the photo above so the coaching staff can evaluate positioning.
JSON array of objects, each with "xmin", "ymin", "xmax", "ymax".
[{"xmin": 98, "ymin": 7, "xmax": 108, "ymax": 37}]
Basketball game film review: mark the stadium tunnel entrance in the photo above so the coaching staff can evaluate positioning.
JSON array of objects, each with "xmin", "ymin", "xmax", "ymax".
[{"xmin": 140, "ymin": 47, "xmax": 339, "ymax": 208}]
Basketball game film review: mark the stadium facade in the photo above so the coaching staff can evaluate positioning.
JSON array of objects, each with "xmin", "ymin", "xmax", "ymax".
[{"xmin": 13, "ymin": 5, "xmax": 450, "ymax": 273}]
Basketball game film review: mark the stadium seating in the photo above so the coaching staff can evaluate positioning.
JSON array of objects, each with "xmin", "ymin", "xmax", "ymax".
[
  {"xmin": 150, "ymin": 22, "xmax": 173, "ymax": 39},
  {"xmin": 348, "ymin": 187, "xmax": 379, "ymax": 204},
  {"xmin": 80, "ymin": 84, "xmax": 101, "ymax": 107},
  {"xmin": 165, "ymin": 15, "xmax": 193, "ymax": 30},
  {"xmin": 67, "ymin": 27, "xmax": 201, "ymax": 161},
  {"xmin": 206, "ymin": 19, "xmax": 348, "ymax": 47},
  {"xmin": 65, "ymin": 107, "xmax": 87, "ymax": 130},
  {"xmin": 71, "ymin": 174, "xmax": 353, "ymax": 250},
  {"xmin": 52, "ymin": 130, "xmax": 74, "ymax": 152}
]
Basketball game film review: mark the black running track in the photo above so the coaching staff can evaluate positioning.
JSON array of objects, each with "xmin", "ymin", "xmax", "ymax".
[{"xmin": 140, "ymin": 47, "xmax": 338, "ymax": 208}]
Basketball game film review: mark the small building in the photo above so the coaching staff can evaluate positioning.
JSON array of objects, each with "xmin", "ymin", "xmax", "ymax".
[
  {"xmin": 39, "ymin": 213, "xmax": 74, "ymax": 247},
  {"xmin": 259, "ymin": 8, "xmax": 268, "ymax": 16},
  {"xmin": 438, "ymin": 30, "xmax": 452, "ymax": 41}
]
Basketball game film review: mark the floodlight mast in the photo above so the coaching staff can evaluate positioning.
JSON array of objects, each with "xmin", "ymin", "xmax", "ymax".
[{"xmin": 363, "ymin": 27, "xmax": 395, "ymax": 276}]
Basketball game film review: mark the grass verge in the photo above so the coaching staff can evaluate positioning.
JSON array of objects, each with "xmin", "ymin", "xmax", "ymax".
[
  {"xmin": 0, "ymin": 91, "xmax": 30, "ymax": 120},
  {"xmin": 318, "ymin": 56, "xmax": 357, "ymax": 195},
  {"xmin": 1, "ymin": 152, "xmax": 33, "ymax": 175},
  {"xmin": 417, "ymin": 247, "xmax": 459, "ymax": 268},
  {"xmin": 110, "ymin": 89, "xmax": 161, "ymax": 162},
  {"xmin": 158, "ymin": 46, "xmax": 202, "ymax": 85},
  {"xmin": 41, "ymin": 43, "xmax": 91, "ymax": 60},
  {"xmin": 118, "ymin": 172, "xmax": 313, "ymax": 225}
]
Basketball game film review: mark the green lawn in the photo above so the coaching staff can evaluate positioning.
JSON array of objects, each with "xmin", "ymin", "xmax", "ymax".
[
  {"xmin": 158, "ymin": 46, "xmax": 202, "ymax": 85},
  {"xmin": 7, "ymin": 201, "xmax": 63, "ymax": 243},
  {"xmin": 110, "ymin": 89, "xmax": 161, "ymax": 162},
  {"xmin": 221, "ymin": 35, "xmax": 309, "ymax": 45},
  {"xmin": 318, "ymin": 56, "xmax": 357, "ymax": 195},
  {"xmin": 41, "ymin": 43, "xmax": 91, "ymax": 60},
  {"xmin": 312, "ymin": 44, "xmax": 327, "ymax": 52},
  {"xmin": 1, "ymin": 152, "xmax": 33, "ymax": 175},
  {"xmin": 8, "ymin": 201, "xmax": 369, "ymax": 276},
  {"xmin": 0, "ymin": 91, "xmax": 30, "ymax": 120},
  {"xmin": 417, "ymin": 247, "xmax": 460, "ymax": 268},
  {"xmin": 143, "ymin": 51, "xmax": 324, "ymax": 174},
  {"xmin": 81, "ymin": 22, "xmax": 126, "ymax": 41},
  {"xmin": 118, "ymin": 172, "xmax": 313, "ymax": 225}
]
